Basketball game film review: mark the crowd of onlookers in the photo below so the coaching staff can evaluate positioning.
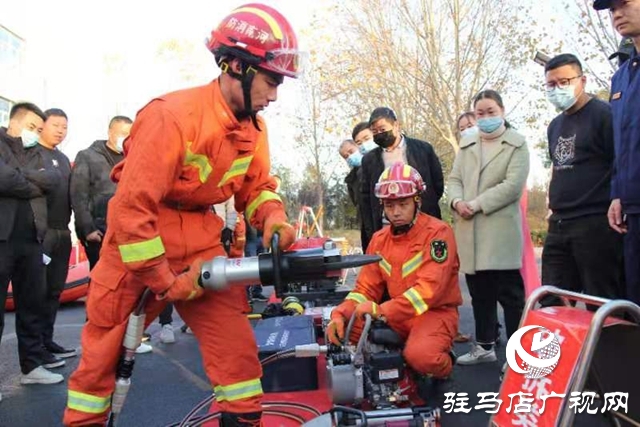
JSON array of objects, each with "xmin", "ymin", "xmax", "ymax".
[
  {"xmin": 0, "ymin": 107, "xmax": 269, "ymax": 401},
  {"xmin": 338, "ymin": 47, "xmax": 639, "ymax": 370}
]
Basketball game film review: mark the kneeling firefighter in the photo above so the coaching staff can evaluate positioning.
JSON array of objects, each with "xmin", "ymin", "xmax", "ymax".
[
  {"xmin": 63, "ymin": 4, "xmax": 300, "ymax": 427},
  {"xmin": 327, "ymin": 163, "xmax": 463, "ymax": 387}
]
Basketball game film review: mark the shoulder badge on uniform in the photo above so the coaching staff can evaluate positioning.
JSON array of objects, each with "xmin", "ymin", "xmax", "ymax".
[{"xmin": 430, "ymin": 240, "xmax": 448, "ymax": 263}]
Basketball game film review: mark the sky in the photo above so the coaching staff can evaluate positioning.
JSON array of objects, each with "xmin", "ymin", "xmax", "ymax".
[
  {"xmin": 1, "ymin": 0, "xmax": 316, "ymax": 162},
  {"xmin": 0, "ymin": 0, "xmax": 620, "ymax": 189}
]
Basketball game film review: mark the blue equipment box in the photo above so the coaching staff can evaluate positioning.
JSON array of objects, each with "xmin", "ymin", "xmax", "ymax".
[{"xmin": 254, "ymin": 315, "xmax": 318, "ymax": 392}]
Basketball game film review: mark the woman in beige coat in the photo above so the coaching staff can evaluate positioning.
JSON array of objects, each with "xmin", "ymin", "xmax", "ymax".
[{"xmin": 447, "ymin": 90, "xmax": 530, "ymax": 366}]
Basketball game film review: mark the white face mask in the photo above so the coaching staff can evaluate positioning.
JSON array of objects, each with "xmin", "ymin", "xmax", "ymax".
[
  {"xmin": 21, "ymin": 129, "xmax": 40, "ymax": 148},
  {"xmin": 460, "ymin": 126, "xmax": 478, "ymax": 139},
  {"xmin": 115, "ymin": 136, "xmax": 126, "ymax": 153}
]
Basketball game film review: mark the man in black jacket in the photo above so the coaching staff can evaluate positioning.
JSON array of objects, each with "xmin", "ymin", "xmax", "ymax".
[
  {"xmin": 0, "ymin": 102, "xmax": 64, "ymax": 388},
  {"xmin": 70, "ymin": 116, "xmax": 132, "ymax": 269},
  {"xmin": 30, "ymin": 108, "xmax": 78, "ymax": 360},
  {"xmin": 339, "ymin": 139, "xmax": 366, "ymax": 244},
  {"xmin": 360, "ymin": 107, "xmax": 444, "ymax": 251},
  {"xmin": 339, "ymin": 139, "xmax": 363, "ymax": 211},
  {"xmin": 542, "ymin": 54, "xmax": 625, "ymax": 304}
]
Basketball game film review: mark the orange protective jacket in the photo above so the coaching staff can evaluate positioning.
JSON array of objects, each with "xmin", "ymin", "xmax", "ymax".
[
  {"xmin": 334, "ymin": 213, "xmax": 462, "ymax": 325},
  {"xmin": 103, "ymin": 79, "xmax": 284, "ymax": 294}
]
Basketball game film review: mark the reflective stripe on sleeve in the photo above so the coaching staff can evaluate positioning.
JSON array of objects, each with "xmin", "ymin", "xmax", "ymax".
[{"xmin": 118, "ymin": 235, "xmax": 165, "ymax": 263}]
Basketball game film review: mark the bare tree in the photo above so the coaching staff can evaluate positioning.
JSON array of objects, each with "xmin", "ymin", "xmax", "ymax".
[
  {"xmin": 561, "ymin": 0, "xmax": 620, "ymax": 89},
  {"xmin": 309, "ymin": 0, "xmax": 543, "ymax": 169},
  {"xmin": 289, "ymin": 60, "xmax": 349, "ymax": 214}
]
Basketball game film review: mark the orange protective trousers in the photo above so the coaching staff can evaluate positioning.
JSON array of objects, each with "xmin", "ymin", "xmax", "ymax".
[
  {"xmin": 63, "ymin": 209, "xmax": 261, "ymax": 426},
  {"xmin": 347, "ymin": 307, "xmax": 458, "ymax": 379}
]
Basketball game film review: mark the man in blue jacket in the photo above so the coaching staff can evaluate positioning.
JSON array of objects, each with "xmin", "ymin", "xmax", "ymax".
[{"xmin": 594, "ymin": 0, "xmax": 640, "ymax": 304}]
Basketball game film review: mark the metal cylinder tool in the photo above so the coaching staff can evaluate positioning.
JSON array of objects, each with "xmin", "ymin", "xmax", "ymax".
[{"xmin": 200, "ymin": 236, "xmax": 380, "ymax": 297}]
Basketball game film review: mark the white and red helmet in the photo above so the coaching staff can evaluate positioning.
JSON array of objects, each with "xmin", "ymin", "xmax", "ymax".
[{"xmin": 375, "ymin": 162, "xmax": 426, "ymax": 200}]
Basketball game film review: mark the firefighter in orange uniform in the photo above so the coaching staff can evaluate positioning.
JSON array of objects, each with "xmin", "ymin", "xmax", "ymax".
[
  {"xmin": 327, "ymin": 163, "xmax": 462, "ymax": 387},
  {"xmin": 231, "ymin": 213, "xmax": 247, "ymax": 259},
  {"xmin": 64, "ymin": 4, "xmax": 300, "ymax": 427}
]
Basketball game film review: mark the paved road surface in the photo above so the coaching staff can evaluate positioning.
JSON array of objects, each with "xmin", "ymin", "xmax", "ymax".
[{"xmin": 0, "ymin": 254, "xmax": 613, "ymax": 426}]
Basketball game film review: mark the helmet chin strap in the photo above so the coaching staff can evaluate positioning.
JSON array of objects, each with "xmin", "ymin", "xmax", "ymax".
[
  {"xmin": 240, "ymin": 63, "xmax": 260, "ymax": 130},
  {"xmin": 391, "ymin": 222, "xmax": 413, "ymax": 235},
  {"xmin": 219, "ymin": 58, "xmax": 261, "ymax": 130}
]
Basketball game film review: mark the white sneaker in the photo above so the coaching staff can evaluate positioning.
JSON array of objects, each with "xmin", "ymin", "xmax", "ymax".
[
  {"xmin": 160, "ymin": 324, "xmax": 176, "ymax": 344},
  {"xmin": 20, "ymin": 366, "xmax": 64, "ymax": 385},
  {"xmin": 456, "ymin": 344, "xmax": 497, "ymax": 365},
  {"xmin": 135, "ymin": 342, "xmax": 153, "ymax": 354}
]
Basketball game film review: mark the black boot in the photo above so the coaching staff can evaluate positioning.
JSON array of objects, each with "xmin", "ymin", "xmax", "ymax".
[
  {"xmin": 219, "ymin": 411, "xmax": 262, "ymax": 427},
  {"xmin": 416, "ymin": 374, "xmax": 437, "ymax": 403},
  {"xmin": 449, "ymin": 350, "xmax": 457, "ymax": 366},
  {"xmin": 416, "ymin": 374, "xmax": 454, "ymax": 408}
]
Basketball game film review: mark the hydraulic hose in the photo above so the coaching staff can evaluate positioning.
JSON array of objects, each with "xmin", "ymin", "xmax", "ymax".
[
  {"xmin": 260, "ymin": 343, "xmax": 328, "ymax": 366},
  {"xmin": 262, "ymin": 401, "xmax": 322, "ymax": 417},
  {"xmin": 184, "ymin": 409, "xmax": 306, "ymax": 427},
  {"xmin": 177, "ymin": 392, "xmax": 216, "ymax": 427},
  {"xmin": 259, "ymin": 348, "xmax": 296, "ymax": 366},
  {"xmin": 171, "ymin": 386, "xmax": 321, "ymax": 427},
  {"xmin": 355, "ymin": 315, "xmax": 373, "ymax": 359},
  {"xmin": 107, "ymin": 288, "xmax": 153, "ymax": 427}
]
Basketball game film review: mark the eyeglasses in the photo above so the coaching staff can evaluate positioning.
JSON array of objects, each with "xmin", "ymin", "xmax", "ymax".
[{"xmin": 543, "ymin": 75, "xmax": 583, "ymax": 91}]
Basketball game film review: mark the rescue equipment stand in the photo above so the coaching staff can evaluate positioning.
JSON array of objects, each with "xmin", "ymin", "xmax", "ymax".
[{"xmin": 491, "ymin": 286, "xmax": 640, "ymax": 427}]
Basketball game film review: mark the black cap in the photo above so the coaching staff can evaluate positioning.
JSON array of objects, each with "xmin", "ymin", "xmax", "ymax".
[
  {"xmin": 609, "ymin": 37, "xmax": 636, "ymax": 61},
  {"xmin": 368, "ymin": 107, "xmax": 397, "ymax": 126},
  {"xmin": 593, "ymin": 0, "xmax": 610, "ymax": 10}
]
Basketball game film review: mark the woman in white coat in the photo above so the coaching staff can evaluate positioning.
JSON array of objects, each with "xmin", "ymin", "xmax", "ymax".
[{"xmin": 448, "ymin": 90, "xmax": 530, "ymax": 365}]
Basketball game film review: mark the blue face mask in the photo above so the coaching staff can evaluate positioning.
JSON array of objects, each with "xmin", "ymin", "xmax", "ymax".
[
  {"xmin": 359, "ymin": 139, "xmax": 377, "ymax": 154},
  {"xmin": 477, "ymin": 116, "xmax": 504, "ymax": 134},
  {"xmin": 546, "ymin": 85, "xmax": 578, "ymax": 112},
  {"xmin": 346, "ymin": 151, "xmax": 363, "ymax": 168},
  {"xmin": 21, "ymin": 129, "xmax": 39, "ymax": 148}
]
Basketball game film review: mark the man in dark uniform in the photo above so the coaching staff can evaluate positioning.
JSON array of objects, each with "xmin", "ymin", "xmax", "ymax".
[
  {"xmin": 593, "ymin": 0, "xmax": 640, "ymax": 305},
  {"xmin": 609, "ymin": 37, "xmax": 637, "ymax": 68}
]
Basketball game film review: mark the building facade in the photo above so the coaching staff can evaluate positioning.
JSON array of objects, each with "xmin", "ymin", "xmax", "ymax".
[{"xmin": 0, "ymin": 24, "xmax": 25, "ymax": 125}]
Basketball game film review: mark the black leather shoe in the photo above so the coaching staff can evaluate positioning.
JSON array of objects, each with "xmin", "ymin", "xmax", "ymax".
[
  {"xmin": 41, "ymin": 351, "xmax": 65, "ymax": 369},
  {"xmin": 46, "ymin": 342, "xmax": 77, "ymax": 358}
]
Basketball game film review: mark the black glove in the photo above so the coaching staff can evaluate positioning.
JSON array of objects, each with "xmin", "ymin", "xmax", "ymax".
[{"xmin": 221, "ymin": 227, "xmax": 233, "ymax": 255}]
